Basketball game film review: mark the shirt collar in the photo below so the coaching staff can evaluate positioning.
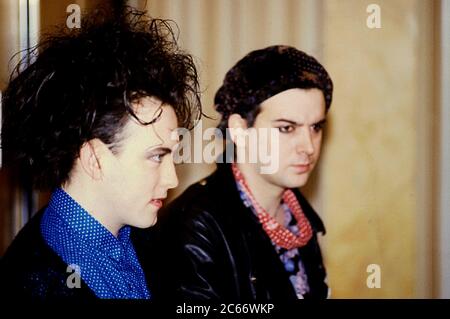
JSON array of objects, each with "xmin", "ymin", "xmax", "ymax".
[{"xmin": 47, "ymin": 188, "xmax": 131, "ymax": 262}]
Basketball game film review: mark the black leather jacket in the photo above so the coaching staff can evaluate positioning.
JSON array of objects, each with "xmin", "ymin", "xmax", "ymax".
[{"xmin": 136, "ymin": 162, "xmax": 329, "ymax": 301}]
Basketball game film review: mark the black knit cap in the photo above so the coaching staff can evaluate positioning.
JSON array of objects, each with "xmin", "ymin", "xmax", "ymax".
[{"xmin": 214, "ymin": 45, "xmax": 333, "ymax": 130}]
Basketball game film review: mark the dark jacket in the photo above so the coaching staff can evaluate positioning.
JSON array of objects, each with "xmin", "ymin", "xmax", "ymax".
[
  {"xmin": 0, "ymin": 209, "xmax": 96, "ymax": 299},
  {"xmin": 0, "ymin": 208, "xmax": 149, "ymax": 300},
  {"xmin": 137, "ymin": 163, "xmax": 328, "ymax": 301}
]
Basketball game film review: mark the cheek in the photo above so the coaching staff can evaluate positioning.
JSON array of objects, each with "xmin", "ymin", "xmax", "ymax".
[
  {"xmin": 278, "ymin": 136, "xmax": 296, "ymax": 158},
  {"xmin": 124, "ymin": 176, "xmax": 160, "ymax": 212},
  {"xmin": 119, "ymin": 162, "xmax": 160, "ymax": 194},
  {"xmin": 313, "ymin": 136, "xmax": 323, "ymax": 156},
  {"xmin": 133, "ymin": 165, "xmax": 160, "ymax": 190}
]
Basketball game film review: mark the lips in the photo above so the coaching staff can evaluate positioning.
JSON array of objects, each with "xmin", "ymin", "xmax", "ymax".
[
  {"xmin": 292, "ymin": 163, "xmax": 311, "ymax": 174},
  {"xmin": 150, "ymin": 199, "xmax": 163, "ymax": 208}
]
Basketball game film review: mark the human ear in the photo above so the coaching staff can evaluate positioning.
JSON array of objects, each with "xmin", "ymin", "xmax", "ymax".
[
  {"xmin": 227, "ymin": 114, "xmax": 248, "ymax": 146},
  {"xmin": 79, "ymin": 139, "xmax": 104, "ymax": 181}
]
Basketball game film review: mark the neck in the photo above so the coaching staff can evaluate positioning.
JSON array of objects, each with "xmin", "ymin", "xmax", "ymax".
[
  {"xmin": 62, "ymin": 180, "xmax": 122, "ymax": 237},
  {"xmin": 236, "ymin": 162, "xmax": 284, "ymax": 218}
]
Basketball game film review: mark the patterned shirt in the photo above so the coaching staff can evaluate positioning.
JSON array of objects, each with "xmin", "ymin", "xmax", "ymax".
[
  {"xmin": 236, "ymin": 183, "xmax": 310, "ymax": 298},
  {"xmin": 41, "ymin": 188, "xmax": 150, "ymax": 299}
]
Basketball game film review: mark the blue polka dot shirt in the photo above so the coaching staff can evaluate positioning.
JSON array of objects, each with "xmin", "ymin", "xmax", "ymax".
[{"xmin": 41, "ymin": 188, "xmax": 151, "ymax": 299}]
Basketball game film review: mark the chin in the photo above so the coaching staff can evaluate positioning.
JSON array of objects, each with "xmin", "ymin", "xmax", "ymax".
[
  {"xmin": 148, "ymin": 217, "xmax": 158, "ymax": 227},
  {"xmin": 287, "ymin": 176, "xmax": 310, "ymax": 188},
  {"xmin": 144, "ymin": 216, "xmax": 158, "ymax": 228},
  {"xmin": 132, "ymin": 215, "xmax": 158, "ymax": 229}
]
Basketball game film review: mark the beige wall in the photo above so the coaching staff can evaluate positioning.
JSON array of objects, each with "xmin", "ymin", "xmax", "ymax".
[
  {"xmin": 143, "ymin": 0, "xmax": 438, "ymax": 298},
  {"xmin": 39, "ymin": 0, "xmax": 112, "ymax": 35},
  {"xmin": 321, "ymin": 0, "xmax": 437, "ymax": 298},
  {"xmin": 0, "ymin": 0, "xmax": 20, "ymax": 90}
]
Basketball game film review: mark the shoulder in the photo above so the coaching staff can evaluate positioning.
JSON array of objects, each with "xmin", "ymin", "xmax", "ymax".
[
  {"xmin": 0, "ymin": 208, "xmax": 86, "ymax": 299},
  {"xmin": 161, "ymin": 171, "xmax": 223, "ymax": 226},
  {"xmin": 151, "ymin": 168, "xmax": 244, "ymax": 251},
  {"xmin": 1, "ymin": 208, "xmax": 49, "ymax": 268},
  {"xmin": 168, "ymin": 175, "xmax": 216, "ymax": 212}
]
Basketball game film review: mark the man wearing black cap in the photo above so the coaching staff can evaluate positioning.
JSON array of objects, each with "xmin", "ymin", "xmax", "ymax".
[{"xmin": 143, "ymin": 45, "xmax": 333, "ymax": 301}]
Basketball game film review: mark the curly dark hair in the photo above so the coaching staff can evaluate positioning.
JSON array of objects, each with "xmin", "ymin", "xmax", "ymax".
[{"xmin": 1, "ymin": 7, "xmax": 202, "ymax": 190}]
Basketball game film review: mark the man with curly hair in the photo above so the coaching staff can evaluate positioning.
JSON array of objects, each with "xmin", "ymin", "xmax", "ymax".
[
  {"xmin": 147, "ymin": 45, "xmax": 332, "ymax": 301},
  {"xmin": 0, "ymin": 8, "xmax": 201, "ymax": 299}
]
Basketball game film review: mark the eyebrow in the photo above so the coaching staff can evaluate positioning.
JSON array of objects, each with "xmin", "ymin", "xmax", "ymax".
[
  {"xmin": 146, "ymin": 146, "xmax": 172, "ymax": 154},
  {"xmin": 272, "ymin": 118, "xmax": 327, "ymax": 126}
]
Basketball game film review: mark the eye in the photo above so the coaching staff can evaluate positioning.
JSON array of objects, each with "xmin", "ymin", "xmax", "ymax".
[
  {"xmin": 149, "ymin": 153, "xmax": 163, "ymax": 163},
  {"xmin": 278, "ymin": 125, "xmax": 295, "ymax": 133},
  {"xmin": 147, "ymin": 147, "xmax": 172, "ymax": 164},
  {"xmin": 312, "ymin": 122, "xmax": 325, "ymax": 133}
]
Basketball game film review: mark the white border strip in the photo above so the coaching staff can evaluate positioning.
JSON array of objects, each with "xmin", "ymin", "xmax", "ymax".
[{"xmin": 439, "ymin": 0, "xmax": 450, "ymax": 299}]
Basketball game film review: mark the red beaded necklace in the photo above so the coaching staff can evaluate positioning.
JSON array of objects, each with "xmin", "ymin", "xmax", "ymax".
[{"xmin": 232, "ymin": 163, "xmax": 313, "ymax": 250}]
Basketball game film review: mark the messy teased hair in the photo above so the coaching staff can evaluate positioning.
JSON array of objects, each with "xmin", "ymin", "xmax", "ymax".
[{"xmin": 1, "ymin": 7, "xmax": 202, "ymax": 190}]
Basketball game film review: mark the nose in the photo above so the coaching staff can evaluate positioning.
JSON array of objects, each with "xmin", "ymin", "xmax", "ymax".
[
  {"xmin": 161, "ymin": 157, "xmax": 179, "ymax": 190},
  {"xmin": 296, "ymin": 128, "xmax": 315, "ymax": 156}
]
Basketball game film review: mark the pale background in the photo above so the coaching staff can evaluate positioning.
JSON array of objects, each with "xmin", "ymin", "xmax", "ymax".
[{"xmin": 1, "ymin": 0, "xmax": 449, "ymax": 298}]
